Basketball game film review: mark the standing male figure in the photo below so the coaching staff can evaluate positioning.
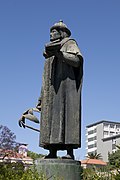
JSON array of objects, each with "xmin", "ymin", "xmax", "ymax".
[{"xmin": 37, "ymin": 20, "xmax": 83, "ymax": 159}]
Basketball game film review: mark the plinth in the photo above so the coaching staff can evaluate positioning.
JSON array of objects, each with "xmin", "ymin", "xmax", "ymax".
[{"xmin": 35, "ymin": 158, "xmax": 82, "ymax": 180}]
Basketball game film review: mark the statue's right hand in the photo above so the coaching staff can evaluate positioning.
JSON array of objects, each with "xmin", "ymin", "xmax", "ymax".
[
  {"xmin": 43, "ymin": 51, "xmax": 49, "ymax": 58},
  {"xmin": 43, "ymin": 50, "xmax": 55, "ymax": 58}
]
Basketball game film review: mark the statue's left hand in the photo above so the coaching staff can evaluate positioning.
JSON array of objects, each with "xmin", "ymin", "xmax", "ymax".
[
  {"xmin": 19, "ymin": 116, "xmax": 25, "ymax": 128},
  {"xmin": 18, "ymin": 108, "xmax": 40, "ymax": 129},
  {"xmin": 18, "ymin": 109, "xmax": 29, "ymax": 128},
  {"xmin": 18, "ymin": 108, "xmax": 40, "ymax": 132}
]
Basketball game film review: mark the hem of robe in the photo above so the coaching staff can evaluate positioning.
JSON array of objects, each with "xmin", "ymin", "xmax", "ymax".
[{"xmin": 40, "ymin": 144, "xmax": 81, "ymax": 150}]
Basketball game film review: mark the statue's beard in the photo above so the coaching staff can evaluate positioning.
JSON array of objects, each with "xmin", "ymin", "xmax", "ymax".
[
  {"xmin": 50, "ymin": 36, "xmax": 63, "ymax": 42},
  {"xmin": 50, "ymin": 39, "xmax": 61, "ymax": 43}
]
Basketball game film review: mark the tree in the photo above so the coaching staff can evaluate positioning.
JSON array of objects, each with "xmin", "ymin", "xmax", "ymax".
[
  {"xmin": 0, "ymin": 162, "xmax": 47, "ymax": 180},
  {"xmin": 27, "ymin": 150, "xmax": 44, "ymax": 160},
  {"xmin": 108, "ymin": 147, "xmax": 120, "ymax": 170},
  {"xmin": 0, "ymin": 125, "xmax": 18, "ymax": 150},
  {"xmin": 0, "ymin": 162, "xmax": 24, "ymax": 180},
  {"xmin": 87, "ymin": 152, "xmax": 102, "ymax": 159},
  {"xmin": 108, "ymin": 146, "xmax": 120, "ymax": 179},
  {"xmin": 115, "ymin": 144, "xmax": 120, "ymax": 150}
]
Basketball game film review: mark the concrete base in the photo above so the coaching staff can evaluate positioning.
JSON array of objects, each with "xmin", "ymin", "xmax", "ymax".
[{"xmin": 35, "ymin": 158, "xmax": 82, "ymax": 180}]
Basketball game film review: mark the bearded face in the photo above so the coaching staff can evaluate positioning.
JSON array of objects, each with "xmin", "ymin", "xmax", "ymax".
[{"xmin": 50, "ymin": 29, "xmax": 61, "ymax": 42}]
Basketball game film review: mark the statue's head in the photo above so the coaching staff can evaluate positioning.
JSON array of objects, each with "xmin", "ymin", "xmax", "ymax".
[{"xmin": 50, "ymin": 20, "xmax": 71, "ymax": 42}]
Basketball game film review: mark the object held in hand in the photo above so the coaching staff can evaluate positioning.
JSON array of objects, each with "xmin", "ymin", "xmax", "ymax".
[{"xmin": 18, "ymin": 107, "xmax": 40, "ymax": 132}]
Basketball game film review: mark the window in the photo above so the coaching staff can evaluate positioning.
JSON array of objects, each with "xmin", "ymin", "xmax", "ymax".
[
  {"xmin": 94, "ymin": 143, "xmax": 97, "ymax": 147},
  {"xmin": 104, "ymin": 131, "xmax": 108, "ymax": 136},
  {"xmin": 110, "ymin": 132, "xmax": 114, "ymax": 136},
  {"xmin": 116, "ymin": 125, "xmax": 120, "ymax": 129},
  {"xmin": 88, "ymin": 144, "xmax": 93, "ymax": 149},
  {"xmin": 88, "ymin": 130, "xmax": 93, "ymax": 135},
  {"xmin": 112, "ymin": 144, "xmax": 116, "ymax": 150},
  {"xmin": 88, "ymin": 143, "xmax": 97, "ymax": 149},
  {"xmin": 94, "ymin": 128, "xmax": 97, "ymax": 133},
  {"xmin": 88, "ymin": 136, "xmax": 97, "ymax": 142},
  {"xmin": 112, "ymin": 139, "xmax": 116, "ymax": 144},
  {"xmin": 88, "ymin": 129, "xmax": 97, "ymax": 135},
  {"xmin": 88, "ymin": 137, "xmax": 93, "ymax": 142},
  {"xmin": 104, "ymin": 123, "xmax": 108, "ymax": 128},
  {"xmin": 110, "ymin": 124, "xmax": 114, "ymax": 129}
]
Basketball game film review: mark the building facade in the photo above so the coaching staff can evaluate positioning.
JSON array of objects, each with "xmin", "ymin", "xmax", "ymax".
[
  {"xmin": 81, "ymin": 159, "xmax": 107, "ymax": 169},
  {"xmin": 86, "ymin": 120, "xmax": 120, "ymax": 162},
  {"xmin": 0, "ymin": 143, "xmax": 33, "ymax": 169}
]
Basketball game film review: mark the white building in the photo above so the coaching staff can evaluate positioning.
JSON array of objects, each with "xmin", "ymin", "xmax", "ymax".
[
  {"xmin": 19, "ymin": 144, "xmax": 28, "ymax": 157},
  {"xmin": 0, "ymin": 143, "xmax": 33, "ymax": 169},
  {"xmin": 86, "ymin": 120, "xmax": 120, "ymax": 162}
]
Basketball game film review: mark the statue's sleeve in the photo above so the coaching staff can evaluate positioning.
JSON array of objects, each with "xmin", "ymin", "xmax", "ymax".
[
  {"xmin": 60, "ymin": 39, "xmax": 83, "ymax": 67},
  {"xmin": 65, "ymin": 39, "xmax": 82, "ymax": 57}
]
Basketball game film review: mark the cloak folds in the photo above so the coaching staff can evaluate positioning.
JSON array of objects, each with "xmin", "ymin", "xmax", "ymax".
[{"xmin": 39, "ymin": 38, "xmax": 83, "ymax": 150}]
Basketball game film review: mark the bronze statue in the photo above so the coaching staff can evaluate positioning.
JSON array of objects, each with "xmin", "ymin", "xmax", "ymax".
[
  {"xmin": 37, "ymin": 20, "xmax": 83, "ymax": 159},
  {"xmin": 19, "ymin": 20, "xmax": 83, "ymax": 160}
]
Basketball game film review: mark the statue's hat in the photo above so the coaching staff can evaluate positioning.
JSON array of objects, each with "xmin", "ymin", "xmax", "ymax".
[{"xmin": 50, "ymin": 20, "xmax": 71, "ymax": 36}]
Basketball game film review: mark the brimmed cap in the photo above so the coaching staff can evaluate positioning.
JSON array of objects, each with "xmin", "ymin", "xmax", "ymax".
[{"xmin": 50, "ymin": 20, "xmax": 71, "ymax": 36}]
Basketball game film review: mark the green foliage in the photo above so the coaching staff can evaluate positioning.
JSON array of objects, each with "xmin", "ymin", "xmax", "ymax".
[
  {"xmin": 82, "ymin": 166, "xmax": 115, "ymax": 180},
  {"xmin": 82, "ymin": 167, "xmax": 105, "ymax": 180},
  {"xmin": 27, "ymin": 150, "xmax": 44, "ymax": 160},
  {"xmin": 0, "ymin": 162, "xmax": 47, "ymax": 180},
  {"xmin": 115, "ymin": 144, "xmax": 120, "ymax": 150},
  {"xmin": 20, "ymin": 168, "xmax": 47, "ymax": 180},
  {"xmin": 0, "ymin": 161, "xmax": 64, "ymax": 180},
  {"xmin": 0, "ymin": 162, "xmax": 24, "ymax": 180},
  {"xmin": 114, "ymin": 173, "xmax": 120, "ymax": 180},
  {"xmin": 108, "ymin": 149, "xmax": 120, "ymax": 169},
  {"xmin": 1, "ymin": 160, "xmax": 120, "ymax": 180},
  {"xmin": 82, "ymin": 167, "xmax": 98, "ymax": 180}
]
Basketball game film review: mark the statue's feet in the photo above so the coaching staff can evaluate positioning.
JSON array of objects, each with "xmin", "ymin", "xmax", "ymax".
[
  {"xmin": 62, "ymin": 154, "xmax": 74, "ymax": 160},
  {"xmin": 44, "ymin": 152, "xmax": 57, "ymax": 159},
  {"xmin": 62, "ymin": 148, "xmax": 74, "ymax": 160}
]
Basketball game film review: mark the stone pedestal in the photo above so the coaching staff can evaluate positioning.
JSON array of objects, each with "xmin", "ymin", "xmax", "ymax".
[{"xmin": 35, "ymin": 158, "xmax": 82, "ymax": 180}]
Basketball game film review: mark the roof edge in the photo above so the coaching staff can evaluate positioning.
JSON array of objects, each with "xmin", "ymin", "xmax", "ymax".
[
  {"xmin": 102, "ymin": 133, "xmax": 120, "ymax": 141},
  {"xmin": 86, "ymin": 120, "xmax": 120, "ymax": 128}
]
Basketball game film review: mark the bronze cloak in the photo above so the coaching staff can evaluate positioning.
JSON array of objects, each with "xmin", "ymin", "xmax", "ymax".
[{"xmin": 39, "ymin": 38, "xmax": 83, "ymax": 150}]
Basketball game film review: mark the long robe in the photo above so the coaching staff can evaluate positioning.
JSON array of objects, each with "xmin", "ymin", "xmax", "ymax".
[{"xmin": 39, "ymin": 38, "xmax": 83, "ymax": 150}]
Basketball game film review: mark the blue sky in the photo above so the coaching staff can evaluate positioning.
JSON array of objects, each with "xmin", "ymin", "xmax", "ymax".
[{"xmin": 0, "ymin": 0, "xmax": 120, "ymax": 160}]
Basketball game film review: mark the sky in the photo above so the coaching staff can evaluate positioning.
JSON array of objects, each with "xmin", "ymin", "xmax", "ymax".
[{"xmin": 0, "ymin": 0, "xmax": 120, "ymax": 160}]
